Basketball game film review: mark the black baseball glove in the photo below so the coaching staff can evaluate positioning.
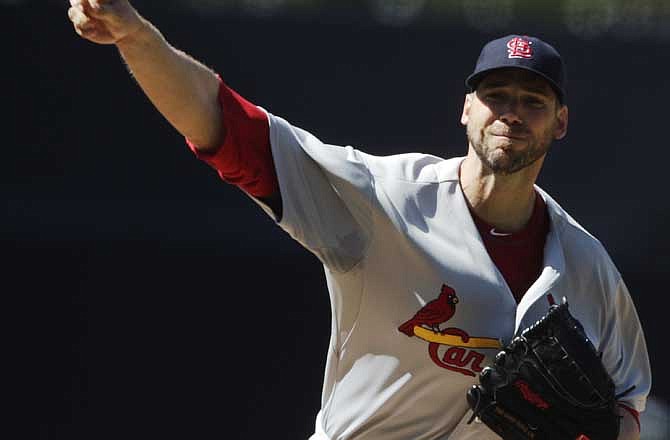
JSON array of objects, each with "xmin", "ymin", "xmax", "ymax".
[{"xmin": 466, "ymin": 298, "xmax": 631, "ymax": 440}]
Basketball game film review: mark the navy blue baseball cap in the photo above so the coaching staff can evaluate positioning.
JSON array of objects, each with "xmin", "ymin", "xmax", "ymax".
[{"xmin": 466, "ymin": 35, "xmax": 567, "ymax": 103}]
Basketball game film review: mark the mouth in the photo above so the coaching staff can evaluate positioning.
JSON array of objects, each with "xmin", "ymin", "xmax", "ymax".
[
  {"xmin": 488, "ymin": 126, "xmax": 529, "ymax": 140},
  {"xmin": 490, "ymin": 133, "xmax": 527, "ymax": 141}
]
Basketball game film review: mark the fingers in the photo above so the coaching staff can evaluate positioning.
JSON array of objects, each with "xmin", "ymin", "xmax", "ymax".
[
  {"xmin": 68, "ymin": 0, "xmax": 140, "ymax": 44},
  {"xmin": 85, "ymin": 0, "xmax": 107, "ymax": 18},
  {"xmin": 68, "ymin": 0, "xmax": 109, "ymax": 21},
  {"xmin": 85, "ymin": 0, "xmax": 123, "ymax": 20},
  {"xmin": 68, "ymin": 4, "xmax": 93, "ymax": 32},
  {"xmin": 68, "ymin": 1, "xmax": 106, "ymax": 41}
]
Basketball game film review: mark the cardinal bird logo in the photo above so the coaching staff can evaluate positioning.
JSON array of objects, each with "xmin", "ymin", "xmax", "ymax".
[
  {"xmin": 398, "ymin": 284, "xmax": 502, "ymax": 376},
  {"xmin": 398, "ymin": 284, "xmax": 459, "ymax": 336}
]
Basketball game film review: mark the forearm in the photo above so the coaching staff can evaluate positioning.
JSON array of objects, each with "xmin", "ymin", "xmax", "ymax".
[
  {"xmin": 617, "ymin": 406, "xmax": 640, "ymax": 440},
  {"xmin": 117, "ymin": 19, "xmax": 223, "ymax": 150}
]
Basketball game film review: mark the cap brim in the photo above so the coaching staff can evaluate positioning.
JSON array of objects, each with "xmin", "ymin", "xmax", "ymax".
[{"xmin": 465, "ymin": 66, "xmax": 565, "ymax": 103}]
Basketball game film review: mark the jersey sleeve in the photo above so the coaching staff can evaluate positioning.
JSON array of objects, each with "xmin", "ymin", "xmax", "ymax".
[
  {"xmin": 186, "ymin": 75, "xmax": 279, "ymax": 198},
  {"xmin": 600, "ymin": 278, "xmax": 651, "ymax": 413},
  {"xmin": 262, "ymin": 113, "xmax": 376, "ymax": 273},
  {"xmin": 185, "ymin": 77, "xmax": 375, "ymax": 272}
]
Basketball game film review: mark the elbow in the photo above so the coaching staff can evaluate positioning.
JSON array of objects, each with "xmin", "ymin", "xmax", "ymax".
[
  {"xmin": 188, "ymin": 98, "xmax": 227, "ymax": 153},
  {"xmin": 188, "ymin": 72, "xmax": 227, "ymax": 152},
  {"xmin": 190, "ymin": 122, "xmax": 226, "ymax": 154}
]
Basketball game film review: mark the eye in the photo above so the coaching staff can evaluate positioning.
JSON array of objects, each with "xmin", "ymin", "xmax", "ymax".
[
  {"xmin": 485, "ymin": 92, "xmax": 505, "ymax": 103},
  {"xmin": 524, "ymin": 97, "xmax": 547, "ymax": 109}
]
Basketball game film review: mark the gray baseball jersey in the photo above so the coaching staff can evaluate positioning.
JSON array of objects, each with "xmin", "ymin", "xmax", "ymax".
[{"xmin": 249, "ymin": 111, "xmax": 650, "ymax": 440}]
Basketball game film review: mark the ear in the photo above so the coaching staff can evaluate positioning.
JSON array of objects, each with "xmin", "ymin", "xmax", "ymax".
[
  {"xmin": 554, "ymin": 105, "xmax": 569, "ymax": 140},
  {"xmin": 460, "ymin": 93, "xmax": 473, "ymax": 126}
]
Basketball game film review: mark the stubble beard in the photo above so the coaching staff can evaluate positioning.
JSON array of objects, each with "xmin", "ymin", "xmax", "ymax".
[{"xmin": 467, "ymin": 123, "xmax": 555, "ymax": 175}]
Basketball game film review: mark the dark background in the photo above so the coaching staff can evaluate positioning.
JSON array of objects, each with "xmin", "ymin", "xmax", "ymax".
[{"xmin": 7, "ymin": 1, "xmax": 668, "ymax": 438}]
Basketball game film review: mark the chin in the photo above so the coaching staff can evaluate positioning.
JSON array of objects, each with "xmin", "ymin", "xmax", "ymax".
[
  {"xmin": 488, "ymin": 164, "xmax": 516, "ymax": 175},
  {"xmin": 488, "ymin": 149, "xmax": 514, "ymax": 163},
  {"xmin": 485, "ymin": 151, "xmax": 528, "ymax": 175}
]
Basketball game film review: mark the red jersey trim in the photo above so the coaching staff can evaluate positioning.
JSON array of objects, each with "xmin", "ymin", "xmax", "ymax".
[{"xmin": 186, "ymin": 75, "xmax": 279, "ymax": 198}]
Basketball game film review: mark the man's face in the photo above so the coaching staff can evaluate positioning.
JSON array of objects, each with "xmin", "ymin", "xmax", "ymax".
[{"xmin": 461, "ymin": 68, "xmax": 568, "ymax": 175}]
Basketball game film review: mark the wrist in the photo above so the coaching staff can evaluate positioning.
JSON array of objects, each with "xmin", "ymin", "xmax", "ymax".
[{"xmin": 116, "ymin": 17, "xmax": 156, "ymax": 50}]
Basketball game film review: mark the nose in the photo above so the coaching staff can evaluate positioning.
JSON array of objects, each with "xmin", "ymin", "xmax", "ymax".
[{"xmin": 498, "ymin": 99, "xmax": 523, "ymax": 125}]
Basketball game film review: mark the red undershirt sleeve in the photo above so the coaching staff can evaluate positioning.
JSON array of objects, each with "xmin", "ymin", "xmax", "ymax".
[
  {"xmin": 617, "ymin": 402, "xmax": 641, "ymax": 432},
  {"xmin": 186, "ymin": 75, "xmax": 279, "ymax": 198}
]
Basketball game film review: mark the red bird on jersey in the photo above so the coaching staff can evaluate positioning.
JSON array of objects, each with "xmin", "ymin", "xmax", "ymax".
[{"xmin": 398, "ymin": 284, "xmax": 459, "ymax": 336}]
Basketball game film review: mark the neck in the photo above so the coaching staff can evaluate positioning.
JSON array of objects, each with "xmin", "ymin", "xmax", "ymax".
[{"xmin": 460, "ymin": 148, "xmax": 544, "ymax": 233}]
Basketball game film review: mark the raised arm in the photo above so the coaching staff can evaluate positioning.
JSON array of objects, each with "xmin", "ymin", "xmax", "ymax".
[
  {"xmin": 67, "ymin": 0, "xmax": 223, "ymax": 151},
  {"xmin": 68, "ymin": 0, "xmax": 284, "ymax": 214}
]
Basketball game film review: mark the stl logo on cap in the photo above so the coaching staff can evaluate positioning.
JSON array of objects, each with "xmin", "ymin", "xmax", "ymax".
[{"xmin": 507, "ymin": 36, "xmax": 533, "ymax": 59}]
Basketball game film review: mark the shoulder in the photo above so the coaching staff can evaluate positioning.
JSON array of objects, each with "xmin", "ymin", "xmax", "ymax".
[
  {"xmin": 539, "ymin": 188, "xmax": 622, "ymax": 283},
  {"xmin": 268, "ymin": 112, "xmax": 466, "ymax": 184},
  {"xmin": 364, "ymin": 153, "xmax": 464, "ymax": 184}
]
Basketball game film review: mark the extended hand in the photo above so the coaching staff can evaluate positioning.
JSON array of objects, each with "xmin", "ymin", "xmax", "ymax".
[{"xmin": 67, "ymin": 0, "xmax": 145, "ymax": 45}]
